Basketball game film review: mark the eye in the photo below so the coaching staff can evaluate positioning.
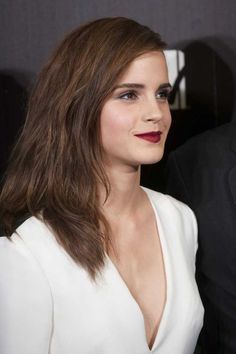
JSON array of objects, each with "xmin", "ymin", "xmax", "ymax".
[
  {"xmin": 156, "ymin": 89, "xmax": 172, "ymax": 102},
  {"xmin": 118, "ymin": 90, "xmax": 138, "ymax": 100}
]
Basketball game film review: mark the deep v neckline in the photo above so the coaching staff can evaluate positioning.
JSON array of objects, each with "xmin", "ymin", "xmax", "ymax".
[{"xmin": 105, "ymin": 188, "xmax": 171, "ymax": 352}]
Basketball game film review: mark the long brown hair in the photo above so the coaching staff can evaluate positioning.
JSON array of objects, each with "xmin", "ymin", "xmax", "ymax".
[{"xmin": 0, "ymin": 17, "xmax": 166, "ymax": 278}]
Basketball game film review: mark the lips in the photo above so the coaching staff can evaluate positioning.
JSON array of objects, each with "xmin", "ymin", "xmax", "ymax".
[{"xmin": 134, "ymin": 131, "xmax": 162, "ymax": 143}]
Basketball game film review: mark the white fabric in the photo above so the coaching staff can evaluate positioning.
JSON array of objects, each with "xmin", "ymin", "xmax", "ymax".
[{"xmin": 0, "ymin": 188, "xmax": 204, "ymax": 354}]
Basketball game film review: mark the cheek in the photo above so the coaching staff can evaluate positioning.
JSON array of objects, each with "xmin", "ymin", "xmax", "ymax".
[
  {"xmin": 164, "ymin": 109, "xmax": 172, "ymax": 131},
  {"xmin": 100, "ymin": 105, "xmax": 133, "ymax": 140}
]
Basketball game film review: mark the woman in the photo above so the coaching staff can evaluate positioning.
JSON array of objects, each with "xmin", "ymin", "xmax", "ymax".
[{"xmin": 0, "ymin": 17, "xmax": 203, "ymax": 354}]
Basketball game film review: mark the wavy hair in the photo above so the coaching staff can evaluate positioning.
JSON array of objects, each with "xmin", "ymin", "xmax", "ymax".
[{"xmin": 0, "ymin": 17, "xmax": 166, "ymax": 278}]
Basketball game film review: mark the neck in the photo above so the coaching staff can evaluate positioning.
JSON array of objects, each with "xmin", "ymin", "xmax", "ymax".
[{"xmin": 99, "ymin": 165, "xmax": 143, "ymax": 217}]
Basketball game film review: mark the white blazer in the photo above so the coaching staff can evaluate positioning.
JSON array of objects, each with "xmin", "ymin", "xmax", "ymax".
[{"xmin": 0, "ymin": 188, "xmax": 204, "ymax": 354}]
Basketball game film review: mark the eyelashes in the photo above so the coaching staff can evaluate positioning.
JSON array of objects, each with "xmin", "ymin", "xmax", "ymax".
[
  {"xmin": 156, "ymin": 89, "xmax": 172, "ymax": 101},
  {"xmin": 118, "ymin": 91, "xmax": 138, "ymax": 100},
  {"xmin": 117, "ymin": 88, "xmax": 172, "ymax": 102}
]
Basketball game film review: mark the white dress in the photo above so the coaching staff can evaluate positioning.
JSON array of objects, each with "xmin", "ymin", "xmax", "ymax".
[{"xmin": 0, "ymin": 188, "xmax": 204, "ymax": 354}]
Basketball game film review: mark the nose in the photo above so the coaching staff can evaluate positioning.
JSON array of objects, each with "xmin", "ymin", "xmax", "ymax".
[{"xmin": 142, "ymin": 99, "xmax": 163, "ymax": 123}]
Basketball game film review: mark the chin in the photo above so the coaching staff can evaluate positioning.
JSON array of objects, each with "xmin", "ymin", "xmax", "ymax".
[
  {"xmin": 137, "ymin": 144, "xmax": 166, "ymax": 164},
  {"xmin": 139, "ymin": 153, "xmax": 164, "ymax": 165}
]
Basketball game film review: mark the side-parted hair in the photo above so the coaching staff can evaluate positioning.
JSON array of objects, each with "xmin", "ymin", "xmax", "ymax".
[{"xmin": 0, "ymin": 17, "xmax": 166, "ymax": 279}]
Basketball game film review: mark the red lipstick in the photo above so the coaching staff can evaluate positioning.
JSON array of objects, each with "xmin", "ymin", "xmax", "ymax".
[{"xmin": 135, "ymin": 131, "xmax": 162, "ymax": 143}]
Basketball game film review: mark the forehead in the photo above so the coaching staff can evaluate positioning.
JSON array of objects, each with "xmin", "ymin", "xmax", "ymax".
[{"xmin": 117, "ymin": 51, "xmax": 169, "ymax": 84}]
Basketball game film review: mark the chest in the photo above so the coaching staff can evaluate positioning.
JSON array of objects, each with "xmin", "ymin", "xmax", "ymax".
[
  {"xmin": 22, "ymin": 209, "xmax": 203, "ymax": 353},
  {"xmin": 107, "ymin": 217, "xmax": 166, "ymax": 348},
  {"xmin": 43, "ymin": 240, "xmax": 203, "ymax": 354}
]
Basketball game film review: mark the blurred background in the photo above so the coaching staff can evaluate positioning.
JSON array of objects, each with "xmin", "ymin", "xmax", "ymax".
[{"xmin": 1, "ymin": 0, "xmax": 236, "ymax": 190}]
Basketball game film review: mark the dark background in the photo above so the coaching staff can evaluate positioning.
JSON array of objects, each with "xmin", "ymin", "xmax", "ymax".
[{"xmin": 1, "ymin": 0, "xmax": 236, "ymax": 189}]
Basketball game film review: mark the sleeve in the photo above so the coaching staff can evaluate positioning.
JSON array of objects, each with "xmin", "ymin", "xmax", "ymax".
[
  {"xmin": 166, "ymin": 151, "xmax": 191, "ymax": 206},
  {"xmin": 0, "ymin": 237, "xmax": 53, "ymax": 354}
]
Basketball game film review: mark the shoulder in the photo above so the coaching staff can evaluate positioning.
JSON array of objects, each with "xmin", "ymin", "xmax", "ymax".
[
  {"xmin": 1, "ymin": 216, "xmax": 79, "ymax": 282},
  {"xmin": 0, "ymin": 216, "xmax": 56, "ymax": 291},
  {"xmin": 143, "ymin": 186, "xmax": 196, "ymax": 220},
  {"xmin": 0, "ymin": 220, "xmax": 53, "ymax": 352},
  {"xmin": 16, "ymin": 215, "xmax": 53, "ymax": 236},
  {"xmin": 0, "ymin": 217, "xmax": 53, "ymax": 314},
  {"xmin": 143, "ymin": 187, "xmax": 198, "ymax": 258},
  {"xmin": 0, "ymin": 216, "xmax": 53, "ymax": 286},
  {"xmin": 0, "ymin": 220, "xmax": 53, "ymax": 315},
  {"xmin": 4, "ymin": 215, "xmax": 57, "ymax": 249},
  {"xmin": 1, "ymin": 215, "xmax": 68, "ymax": 274}
]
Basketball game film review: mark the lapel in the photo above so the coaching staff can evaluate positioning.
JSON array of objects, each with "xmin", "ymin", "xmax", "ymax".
[{"xmin": 228, "ymin": 121, "xmax": 236, "ymax": 204}]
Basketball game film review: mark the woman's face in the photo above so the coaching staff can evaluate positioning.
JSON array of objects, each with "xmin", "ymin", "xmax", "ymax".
[{"xmin": 100, "ymin": 51, "xmax": 172, "ymax": 171}]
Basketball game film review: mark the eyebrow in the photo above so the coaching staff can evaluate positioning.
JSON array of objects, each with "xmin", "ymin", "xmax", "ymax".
[{"xmin": 113, "ymin": 82, "xmax": 172, "ymax": 90}]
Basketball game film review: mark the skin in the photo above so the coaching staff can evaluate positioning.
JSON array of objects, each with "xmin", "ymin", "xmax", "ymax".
[
  {"xmin": 99, "ymin": 51, "xmax": 172, "ymax": 349},
  {"xmin": 100, "ymin": 51, "xmax": 171, "ymax": 171}
]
